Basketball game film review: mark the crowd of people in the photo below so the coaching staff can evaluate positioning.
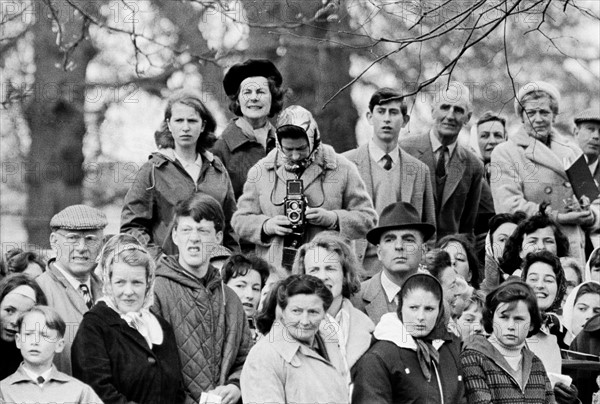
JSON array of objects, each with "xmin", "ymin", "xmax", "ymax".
[{"xmin": 1, "ymin": 58, "xmax": 600, "ymax": 404}]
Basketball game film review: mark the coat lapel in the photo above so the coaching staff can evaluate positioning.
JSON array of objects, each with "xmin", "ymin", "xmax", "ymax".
[
  {"xmin": 363, "ymin": 273, "xmax": 388, "ymax": 322},
  {"xmin": 357, "ymin": 144, "xmax": 374, "ymax": 197},
  {"xmin": 415, "ymin": 137, "xmax": 437, "ymax": 194},
  {"xmin": 442, "ymin": 146, "xmax": 467, "ymax": 206},
  {"xmin": 513, "ymin": 129, "xmax": 570, "ymax": 180},
  {"xmin": 399, "ymin": 149, "xmax": 414, "ymax": 202},
  {"xmin": 48, "ymin": 264, "xmax": 88, "ymax": 316}
]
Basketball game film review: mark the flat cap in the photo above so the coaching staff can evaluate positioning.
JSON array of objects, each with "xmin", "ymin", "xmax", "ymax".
[
  {"xmin": 574, "ymin": 108, "xmax": 600, "ymax": 125},
  {"xmin": 50, "ymin": 205, "xmax": 108, "ymax": 230}
]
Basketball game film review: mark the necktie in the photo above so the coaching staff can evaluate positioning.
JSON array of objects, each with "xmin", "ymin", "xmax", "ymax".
[
  {"xmin": 436, "ymin": 146, "xmax": 448, "ymax": 178},
  {"xmin": 79, "ymin": 284, "xmax": 93, "ymax": 309},
  {"xmin": 36, "ymin": 376, "xmax": 44, "ymax": 385},
  {"xmin": 382, "ymin": 154, "xmax": 393, "ymax": 170}
]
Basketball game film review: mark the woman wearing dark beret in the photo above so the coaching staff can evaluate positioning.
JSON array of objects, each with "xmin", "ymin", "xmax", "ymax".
[{"xmin": 212, "ymin": 59, "xmax": 286, "ymax": 200}]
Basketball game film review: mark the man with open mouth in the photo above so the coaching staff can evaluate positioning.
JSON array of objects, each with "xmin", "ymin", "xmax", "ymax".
[{"xmin": 36, "ymin": 204, "xmax": 107, "ymax": 375}]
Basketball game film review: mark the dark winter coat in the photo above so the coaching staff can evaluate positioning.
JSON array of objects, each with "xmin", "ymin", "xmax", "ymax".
[
  {"xmin": 71, "ymin": 301, "xmax": 185, "ymax": 404},
  {"xmin": 568, "ymin": 314, "xmax": 600, "ymax": 404},
  {"xmin": 212, "ymin": 120, "xmax": 275, "ymax": 199},
  {"xmin": 120, "ymin": 148, "xmax": 239, "ymax": 256},
  {"xmin": 352, "ymin": 313, "xmax": 466, "ymax": 404},
  {"xmin": 460, "ymin": 334, "xmax": 555, "ymax": 404},
  {"xmin": 151, "ymin": 256, "xmax": 252, "ymax": 403}
]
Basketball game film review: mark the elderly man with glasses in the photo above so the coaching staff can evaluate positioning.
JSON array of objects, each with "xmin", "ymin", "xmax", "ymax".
[{"xmin": 36, "ymin": 204, "xmax": 107, "ymax": 375}]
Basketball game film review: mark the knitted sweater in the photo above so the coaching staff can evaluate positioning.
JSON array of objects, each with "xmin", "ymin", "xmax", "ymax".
[{"xmin": 460, "ymin": 334, "xmax": 555, "ymax": 404}]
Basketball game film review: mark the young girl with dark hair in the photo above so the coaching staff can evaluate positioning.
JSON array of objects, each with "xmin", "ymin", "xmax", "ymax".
[
  {"xmin": 352, "ymin": 273, "xmax": 465, "ymax": 404},
  {"xmin": 460, "ymin": 280, "xmax": 553, "ymax": 403}
]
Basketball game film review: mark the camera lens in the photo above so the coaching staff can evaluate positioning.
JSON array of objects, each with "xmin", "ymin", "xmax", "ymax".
[
  {"xmin": 290, "ymin": 201, "xmax": 299, "ymax": 210},
  {"xmin": 289, "ymin": 212, "xmax": 300, "ymax": 222}
]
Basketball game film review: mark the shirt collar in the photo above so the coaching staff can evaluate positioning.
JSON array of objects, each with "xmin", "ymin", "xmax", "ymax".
[
  {"xmin": 369, "ymin": 140, "xmax": 400, "ymax": 164},
  {"xmin": 589, "ymin": 158, "xmax": 599, "ymax": 176},
  {"xmin": 429, "ymin": 129, "xmax": 457, "ymax": 157},
  {"xmin": 380, "ymin": 270, "xmax": 401, "ymax": 303},
  {"xmin": 174, "ymin": 151, "xmax": 202, "ymax": 168},
  {"xmin": 22, "ymin": 365, "xmax": 53, "ymax": 384},
  {"xmin": 53, "ymin": 261, "xmax": 91, "ymax": 291}
]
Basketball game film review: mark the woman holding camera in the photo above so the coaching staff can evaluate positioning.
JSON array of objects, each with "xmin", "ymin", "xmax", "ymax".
[{"xmin": 232, "ymin": 105, "xmax": 377, "ymax": 271}]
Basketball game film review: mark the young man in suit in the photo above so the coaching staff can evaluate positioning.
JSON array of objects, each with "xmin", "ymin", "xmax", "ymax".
[
  {"xmin": 399, "ymin": 82, "xmax": 484, "ymax": 242},
  {"xmin": 351, "ymin": 202, "xmax": 435, "ymax": 324},
  {"xmin": 343, "ymin": 88, "xmax": 435, "ymax": 279},
  {"xmin": 36, "ymin": 205, "xmax": 107, "ymax": 375}
]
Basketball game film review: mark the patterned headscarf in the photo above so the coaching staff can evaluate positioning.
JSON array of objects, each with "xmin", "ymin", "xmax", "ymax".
[{"xmin": 276, "ymin": 105, "xmax": 321, "ymax": 173}]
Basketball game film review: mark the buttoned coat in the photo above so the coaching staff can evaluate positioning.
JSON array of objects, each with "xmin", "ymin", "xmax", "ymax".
[
  {"xmin": 350, "ymin": 272, "xmax": 392, "ymax": 325},
  {"xmin": 343, "ymin": 144, "xmax": 436, "ymax": 263},
  {"xmin": 212, "ymin": 120, "xmax": 274, "ymax": 200},
  {"xmin": 490, "ymin": 128, "xmax": 600, "ymax": 264},
  {"xmin": 241, "ymin": 321, "xmax": 349, "ymax": 404},
  {"xmin": 36, "ymin": 260, "xmax": 103, "ymax": 375},
  {"xmin": 232, "ymin": 144, "xmax": 377, "ymax": 268},
  {"xmin": 72, "ymin": 301, "xmax": 185, "ymax": 404},
  {"xmin": 399, "ymin": 134, "xmax": 484, "ymax": 241}
]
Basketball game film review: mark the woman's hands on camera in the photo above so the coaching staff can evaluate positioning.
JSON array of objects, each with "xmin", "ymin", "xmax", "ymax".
[
  {"xmin": 305, "ymin": 207, "xmax": 338, "ymax": 229},
  {"xmin": 262, "ymin": 215, "xmax": 293, "ymax": 236}
]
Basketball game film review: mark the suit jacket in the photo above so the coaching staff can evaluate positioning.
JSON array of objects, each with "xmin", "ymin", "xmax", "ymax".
[
  {"xmin": 351, "ymin": 272, "xmax": 394, "ymax": 325},
  {"xmin": 399, "ymin": 134, "xmax": 484, "ymax": 241},
  {"xmin": 36, "ymin": 260, "xmax": 103, "ymax": 375},
  {"xmin": 343, "ymin": 144, "xmax": 436, "ymax": 262}
]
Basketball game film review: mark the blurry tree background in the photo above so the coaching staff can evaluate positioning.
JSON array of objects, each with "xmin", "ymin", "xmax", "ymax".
[{"xmin": 1, "ymin": 0, "xmax": 599, "ymax": 248}]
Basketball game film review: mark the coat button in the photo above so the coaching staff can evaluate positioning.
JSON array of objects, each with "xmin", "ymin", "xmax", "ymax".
[
  {"xmin": 564, "ymin": 182, "xmax": 571, "ymax": 188},
  {"xmin": 544, "ymin": 186, "xmax": 552, "ymax": 194},
  {"xmin": 148, "ymin": 357, "xmax": 156, "ymax": 365}
]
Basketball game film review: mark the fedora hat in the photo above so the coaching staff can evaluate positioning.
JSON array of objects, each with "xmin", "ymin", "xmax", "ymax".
[
  {"xmin": 366, "ymin": 202, "xmax": 435, "ymax": 245},
  {"xmin": 223, "ymin": 59, "xmax": 283, "ymax": 97}
]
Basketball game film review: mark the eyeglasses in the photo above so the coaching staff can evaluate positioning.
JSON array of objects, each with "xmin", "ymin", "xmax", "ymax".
[{"xmin": 55, "ymin": 232, "xmax": 100, "ymax": 246}]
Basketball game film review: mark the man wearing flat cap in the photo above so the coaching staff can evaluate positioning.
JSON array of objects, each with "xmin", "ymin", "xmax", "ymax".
[
  {"xmin": 36, "ymin": 204, "xmax": 107, "ymax": 375},
  {"xmin": 351, "ymin": 201, "xmax": 435, "ymax": 324}
]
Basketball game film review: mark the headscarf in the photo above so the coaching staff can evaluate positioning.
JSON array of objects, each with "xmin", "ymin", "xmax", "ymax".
[
  {"xmin": 96, "ymin": 234, "xmax": 162, "ymax": 348},
  {"xmin": 397, "ymin": 273, "xmax": 453, "ymax": 381},
  {"xmin": 275, "ymin": 105, "xmax": 321, "ymax": 173},
  {"xmin": 584, "ymin": 247, "xmax": 600, "ymax": 282},
  {"xmin": 562, "ymin": 280, "xmax": 600, "ymax": 338}
]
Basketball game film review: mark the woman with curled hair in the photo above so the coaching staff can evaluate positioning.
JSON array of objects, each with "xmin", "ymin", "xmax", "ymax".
[
  {"xmin": 121, "ymin": 90, "xmax": 238, "ymax": 257},
  {"xmin": 460, "ymin": 280, "xmax": 553, "ymax": 404},
  {"xmin": 0, "ymin": 274, "xmax": 47, "ymax": 380},
  {"xmin": 213, "ymin": 59, "xmax": 286, "ymax": 200},
  {"xmin": 241, "ymin": 274, "xmax": 349, "ymax": 404},
  {"xmin": 521, "ymin": 250, "xmax": 580, "ymax": 404},
  {"xmin": 72, "ymin": 234, "xmax": 185, "ymax": 404},
  {"xmin": 4, "ymin": 248, "xmax": 46, "ymax": 278},
  {"xmin": 491, "ymin": 81, "xmax": 600, "ymax": 266},
  {"xmin": 292, "ymin": 232, "xmax": 375, "ymax": 369},
  {"xmin": 437, "ymin": 234, "xmax": 481, "ymax": 289},
  {"xmin": 500, "ymin": 212, "xmax": 570, "ymax": 277}
]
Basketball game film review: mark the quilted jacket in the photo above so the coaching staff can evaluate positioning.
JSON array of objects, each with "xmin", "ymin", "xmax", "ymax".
[{"xmin": 151, "ymin": 256, "xmax": 252, "ymax": 403}]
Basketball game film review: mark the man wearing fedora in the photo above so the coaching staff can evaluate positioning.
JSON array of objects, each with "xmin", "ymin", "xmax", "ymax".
[
  {"xmin": 351, "ymin": 201, "xmax": 435, "ymax": 324},
  {"xmin": 36, "ymin": 204, "xmax": 107, "ymax": 375},
  {"xmin": 343, "ymin": 88, "xmax": 436, "ymax": 279},
  {"xmin": 574, "ymin": 107, "xmax": 600, "ymax": 250}
]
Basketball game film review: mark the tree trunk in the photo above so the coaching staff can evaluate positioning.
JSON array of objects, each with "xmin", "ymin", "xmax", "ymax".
[
  {"xmin": 243, "ymin": 0, "xmax": 358, "ymax": 152},
  {"xmin": 24, "ymin": 1, "xmax": 96, "ymax": 247}
]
